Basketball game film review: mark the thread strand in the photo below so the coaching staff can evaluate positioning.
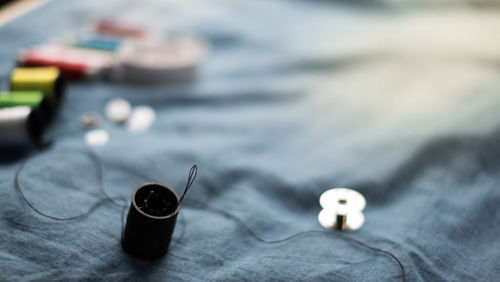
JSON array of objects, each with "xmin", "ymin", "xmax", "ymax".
[
  {"xmin": 14, "ymin": 148, "xmax": 405, "ymax": 282},
  {"xmin": 14, "ymin": 147, "xmax": 127, "ymax": 221},
  {"xmin": 178, "ymin": 164, "xmax": 197, "ymax": 204},
  {"xmin": 185, "ymin": 198, "xmax": 406, "ymax": 282}
]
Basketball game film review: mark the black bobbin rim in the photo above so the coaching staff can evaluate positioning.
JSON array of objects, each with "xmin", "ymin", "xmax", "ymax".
[{"xmin": 131, "ymin": 182, "xmax": 180, "ymax": 220}]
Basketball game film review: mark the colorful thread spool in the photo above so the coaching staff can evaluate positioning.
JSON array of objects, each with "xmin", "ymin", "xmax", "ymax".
[
  {"xmin": 18, "ymin": 44, "xmax": 115, "ymax": 80},
  {"xmin": 0, "ymin": 91, "xmax": 53, "ymax": 122},
  {"xmin": 0, "ymin": 91, "xmax": 44, "ymax": 108},
  {"xmin": 94, "ymin": 19, "xmax": 146, "ymax": 38},
  {"xmin": 10, "ymin": 67, "xmax": 64, "ymax": 107},
  {"xmin": 72, "ymin": 37, "xmax": 122, "ymax": 52}
]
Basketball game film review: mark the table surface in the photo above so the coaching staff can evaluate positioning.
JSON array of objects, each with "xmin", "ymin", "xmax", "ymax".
[{"xmin": 1, "ymin": 0, "xmax": 499, "ymax": 281}]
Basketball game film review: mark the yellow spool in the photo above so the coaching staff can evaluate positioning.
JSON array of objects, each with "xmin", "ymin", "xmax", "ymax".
[{"xmin": 10, "ymin": 67, "xmax": 62, "ymax": 103}]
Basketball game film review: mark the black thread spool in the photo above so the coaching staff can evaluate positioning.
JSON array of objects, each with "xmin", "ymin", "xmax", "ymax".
[{"xmin": 122, "ymin": 182, "xmax": 181, "ymax": 260}]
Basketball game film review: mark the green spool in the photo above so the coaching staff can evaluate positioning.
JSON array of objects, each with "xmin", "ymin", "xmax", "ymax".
[{"xmin": 0, "ymin": 91, "xmax": 44, "ymax": 109}]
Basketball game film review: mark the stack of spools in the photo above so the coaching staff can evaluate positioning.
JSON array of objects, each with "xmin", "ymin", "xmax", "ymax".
[
  {"xmin": 0, "ymin": 67, "xmax": 64, "ymax": 148},
  {"xmin": 16, "ymin": 19, "xmax": 208, "ymax": 83},
  {"xmin": 1, "ymin": 19, "xmax": 208, "ymax": 149}
]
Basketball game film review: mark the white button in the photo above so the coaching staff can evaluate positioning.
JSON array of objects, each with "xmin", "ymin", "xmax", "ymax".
[
  {"xmin": 106, "ymin": 98, "xmax": 131, "ymax": 124},
  {"xmin": 85, "ymin": 129, "xmax": 109, "ymax": 147},
  {"xmin": 126, "ymin": 105, "xmax": 156, "ymax": 133}
]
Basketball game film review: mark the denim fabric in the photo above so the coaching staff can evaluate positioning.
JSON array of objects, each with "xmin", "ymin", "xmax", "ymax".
[{"xmin": 1, "ymin": 0, "xmax": 499, "ymax": 281}]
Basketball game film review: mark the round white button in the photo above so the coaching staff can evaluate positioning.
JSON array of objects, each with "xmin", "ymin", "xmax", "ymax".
[
  {"xmin": 85, "ymin": 129, "xmax": 109, "ymax": 147},
  {"xmin": 106, "ymin": 98, "xmax": 131, "ymax": 124},
  {"xmin": 126, "ymin": 105, "xmax": 156, "ymax": 133}
]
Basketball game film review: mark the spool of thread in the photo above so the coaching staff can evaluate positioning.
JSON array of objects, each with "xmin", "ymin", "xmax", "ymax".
[
  {"xmin": 0, "ymin": 91, "xmax": 52, "ymax": 122},
  {"xmin": 114, "ymin": 37, "xmax": 208, "ymax": 84},
  {"xmin": 122, "ymin": 182, "xmax": 180, "ymax": 260},
  {"xmin": 72, "ymin": 37, "xmax": 122, "ymax": 52},
  {"xmin": 0, "ymin": 106, "xmax": 46, "ymax": 147},
  {"xmin": 0, "ymin": 91, "xmax": 44, "ymax": 108},
  {"xmin": 25, "ymin": 43, "xmax": 115, "ymax": 79},
  {"xmin": 318, "ymin": 188, "xmax": 366, "ymax": 231},
  {"xmin": 18, "ymin": 52, "xmax": 90, "ymax": 80},
  {"xmin": 10, "ymin": 67, "xmax": 65, "ymax": 105},
  {"xmin": 94, "ymin": 19, "xmax": 147, "ymax": 38}
]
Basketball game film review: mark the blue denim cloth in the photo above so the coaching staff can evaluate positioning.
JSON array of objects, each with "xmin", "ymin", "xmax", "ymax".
[{"xmin": 1, "ymin": 0, "xmax": 500, "ymax": 281}]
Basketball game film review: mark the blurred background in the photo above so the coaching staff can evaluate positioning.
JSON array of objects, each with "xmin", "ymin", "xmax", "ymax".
[{"xmin": 1, "ymin": 0, "xmax": 500, "ymax": 281}]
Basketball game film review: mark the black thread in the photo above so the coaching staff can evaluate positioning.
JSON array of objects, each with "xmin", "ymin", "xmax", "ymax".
[
  {"xmin": 179, "ymin": 164, "xmax": 198, "ymax": 204},
  {"xmin": 14, "ymin": 148, "xmax": 405, "ymax": 282},
  {"xmin": 14, "ymin": 147, "xmax": 196, "ymax": 230},
  {"xmin": 111, "ymin": 164, "xmax": 406, "ymax": 282},
  {"xmin": 14, "ymin": 147, "xmax": 128, "ymax": 221},
  {"xmin": 185, "ymin": 199, "xmax": 406, "ymax": 282}
]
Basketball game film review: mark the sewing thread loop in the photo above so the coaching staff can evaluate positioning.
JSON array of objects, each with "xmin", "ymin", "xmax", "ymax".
[
  {"xmin": 14, "ymin": 147, "xmax": 127, "ymax": 221},
  {"xmin": 179, "ymin": 164, "xmax": 197, "ymax": 204}
]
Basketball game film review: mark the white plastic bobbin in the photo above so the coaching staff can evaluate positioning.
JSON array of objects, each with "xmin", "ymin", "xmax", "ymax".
[{"xmin": 318, "ymin": 188, "xmax": 366, "ymax": 231}]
